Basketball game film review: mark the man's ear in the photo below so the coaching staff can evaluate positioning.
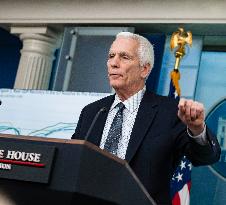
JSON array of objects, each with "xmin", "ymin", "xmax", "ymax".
[{"xmin": 141, "ymin": 63, "xmax": 151, "ymax": 79}]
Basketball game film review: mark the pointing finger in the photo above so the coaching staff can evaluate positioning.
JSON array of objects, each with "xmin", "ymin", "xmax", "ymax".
[
  {"xmin": 185, "ymin": 100, "xmax": 192, "ymax": 122},
  {"xmin": 178, "ymin": 98, "xmax": 186, "ymax": 113},
  {"xmin": 190, "ymin": 102, "xmax": 197, "ymax": 121}
]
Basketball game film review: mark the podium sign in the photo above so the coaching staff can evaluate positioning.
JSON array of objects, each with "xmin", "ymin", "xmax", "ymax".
[{"xmin": 0, "ymin": 140, "xmax": 55, "ymax": 183}]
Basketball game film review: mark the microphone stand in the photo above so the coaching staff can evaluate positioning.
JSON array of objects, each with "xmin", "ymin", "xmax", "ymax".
[{"xmin": 84, "ymin": 107, "xmax": 106, "ymax": 141}]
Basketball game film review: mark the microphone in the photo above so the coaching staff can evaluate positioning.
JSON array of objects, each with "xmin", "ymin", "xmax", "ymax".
[{"xmin": 84, "ymin": 107, "xmax": 107, "ymax": 141}]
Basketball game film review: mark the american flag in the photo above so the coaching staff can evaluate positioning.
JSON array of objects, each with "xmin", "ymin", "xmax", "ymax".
[
  {"xmin": 171, "ymin": 156, "xmax": 192, "ymax": 205},
  {"xmin": 169, "ymin": 69, "xmax": 192, "ymax": 205}
]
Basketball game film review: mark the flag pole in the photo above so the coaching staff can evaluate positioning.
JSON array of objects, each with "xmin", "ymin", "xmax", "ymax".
[
  {"xmin": 169, "ymin": 28, "xmax": 193, "ymax": 205},
  {"xmin": 169, "ymin": 28, "xmax": 193, "ymax": 98},
  {"xmin": 170, "ymin": 27, "xmax": 193, "ymax": 71}
]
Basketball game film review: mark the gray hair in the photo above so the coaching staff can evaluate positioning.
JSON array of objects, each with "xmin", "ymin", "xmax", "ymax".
[{"xmin": 116, "ymin": 32, "xmax": 154, "ymax": 69}]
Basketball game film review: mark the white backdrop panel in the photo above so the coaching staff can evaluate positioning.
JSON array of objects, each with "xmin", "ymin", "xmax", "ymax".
[{"xmin": 0, "ymin": 89, "xmax": 110, "ymax": 139}]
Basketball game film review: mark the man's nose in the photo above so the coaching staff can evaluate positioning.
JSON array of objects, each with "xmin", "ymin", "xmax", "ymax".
[{"xmin": 109, "ymin": 56, "xmax": 120, "ymax": 68}]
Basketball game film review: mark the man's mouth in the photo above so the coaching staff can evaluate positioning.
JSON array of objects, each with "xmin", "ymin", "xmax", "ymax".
[{"xmin": 109, "ymin": 74, "xmax": 122, "ymax": 77}]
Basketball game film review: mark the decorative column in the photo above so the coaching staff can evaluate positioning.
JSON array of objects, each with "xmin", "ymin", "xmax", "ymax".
[{"xmin": 11, "ymin": 27, "xmax": 58, "ymax": 90}]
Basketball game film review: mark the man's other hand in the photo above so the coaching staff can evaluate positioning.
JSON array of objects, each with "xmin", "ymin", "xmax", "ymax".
[{"xmin": 178, "ymin": 98, "xmax": 205, "ymax": 135}]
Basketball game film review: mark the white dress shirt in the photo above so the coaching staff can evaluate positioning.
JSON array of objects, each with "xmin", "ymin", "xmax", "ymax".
[{"xmin": 100, "ymin": 87, "xmax": 146, "ymax": 159}]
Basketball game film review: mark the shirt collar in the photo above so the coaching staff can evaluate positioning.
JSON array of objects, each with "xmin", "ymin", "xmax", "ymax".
[{"xmin": 111, "ymin": 86, "xmax": 146, "ymax": 113}]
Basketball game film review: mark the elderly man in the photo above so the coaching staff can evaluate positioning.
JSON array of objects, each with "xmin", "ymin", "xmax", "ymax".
[{"xmin": 72, "ymin": 32, "xmax": 220, "ymax": 205}]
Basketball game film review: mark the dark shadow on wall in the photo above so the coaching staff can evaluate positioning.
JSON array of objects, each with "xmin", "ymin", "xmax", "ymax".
[
  {"xmin": 141, "ymin": 33, "xmax": 166, "ymax": 92},
  {"xmin": 0, "ymin": 27, "xmax": 22, "ymax": 88}
]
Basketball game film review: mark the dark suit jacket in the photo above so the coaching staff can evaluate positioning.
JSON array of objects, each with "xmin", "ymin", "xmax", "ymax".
[{"xmin": 72, "ymin": 91, "xmax": 221, "ymax": 205}]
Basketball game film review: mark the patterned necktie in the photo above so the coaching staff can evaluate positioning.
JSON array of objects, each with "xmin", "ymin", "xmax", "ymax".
[{"xmin": 104, "ymin": 102, "xmax": 125, "ymax": 155}]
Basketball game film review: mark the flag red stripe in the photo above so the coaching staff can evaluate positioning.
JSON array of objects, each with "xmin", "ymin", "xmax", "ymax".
[
  {"xmin": 187, "ymin": 181, "xmax": 191, "ymax": 191},
  {"xmin": 172, "ymin": 192, "xmax": 181, "ymax": 205}
]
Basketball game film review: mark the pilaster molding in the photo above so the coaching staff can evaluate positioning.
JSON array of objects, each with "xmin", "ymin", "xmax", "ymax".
[{"xmin": 11, "ymin": 27, "xmax": 59, "ymax": 90}]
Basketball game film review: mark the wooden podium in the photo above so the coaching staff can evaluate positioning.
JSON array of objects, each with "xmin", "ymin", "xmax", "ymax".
[{"xmin": 0, "ymin": 134, "xmax": 156, "ymax": 205}]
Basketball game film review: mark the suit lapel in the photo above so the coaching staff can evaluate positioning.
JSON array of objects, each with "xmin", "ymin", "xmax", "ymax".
[
  {"xmin": 88, "ymin": 95, "xmax": 115, "ymax": 146},
  {"xmin": 125, "ymin": 91, "xmax": 158, "ymax": 162}
]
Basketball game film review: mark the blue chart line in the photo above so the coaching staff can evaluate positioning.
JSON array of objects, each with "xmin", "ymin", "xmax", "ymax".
[
  {"xmin": 0, "ymin": 122, "xmax": 77, "ymax": 137},
  {"xmin": 28, "ymin": 122, "xmax": 77, "ymax": 137},
  {"xmin": 0, "ymin": 122, "xmax": 21, "ymax": 135},
  {"xmin": 0, "ymin": 125, "xmax": 21, "ymax": 135}
]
